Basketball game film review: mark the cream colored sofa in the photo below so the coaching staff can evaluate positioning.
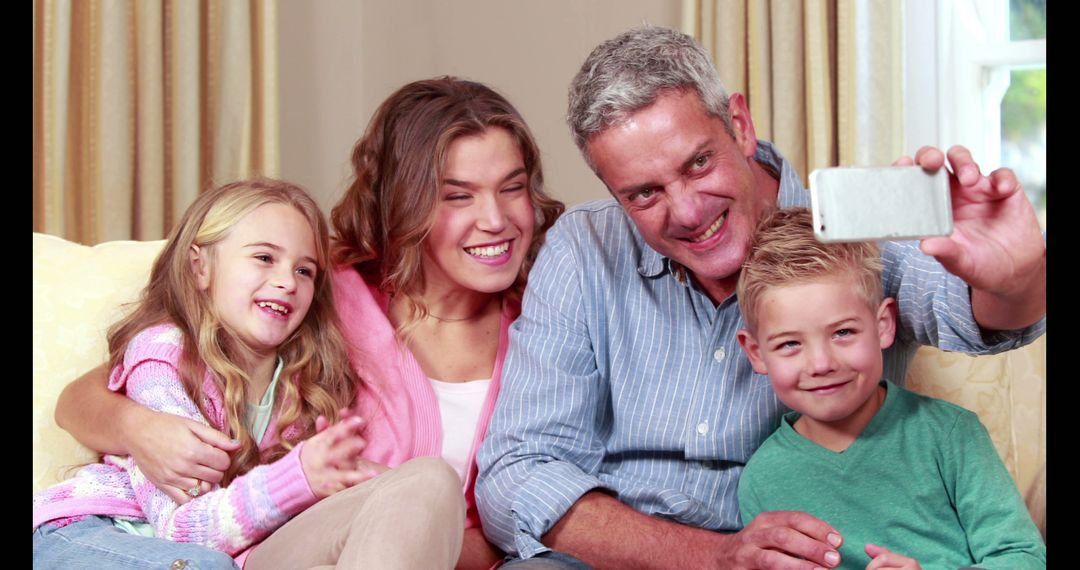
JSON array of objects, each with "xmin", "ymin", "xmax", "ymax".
[
  {"xmin": 33, "ymin": 233, "xmax": 166, "ymax": 492},
  {"xmin": 32, "ymin": 232, "xmax": 1045, "ymax": 535}
]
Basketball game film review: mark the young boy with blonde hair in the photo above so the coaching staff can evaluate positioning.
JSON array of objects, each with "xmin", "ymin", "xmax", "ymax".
[{"xmin": 734, "ymin": 208, "xmax": 1045, "ymax": 570}]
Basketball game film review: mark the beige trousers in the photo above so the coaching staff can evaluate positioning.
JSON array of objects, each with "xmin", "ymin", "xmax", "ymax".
[{"xmin": 245, "ymin": 457, "xmax": 466, "ymax": 569}]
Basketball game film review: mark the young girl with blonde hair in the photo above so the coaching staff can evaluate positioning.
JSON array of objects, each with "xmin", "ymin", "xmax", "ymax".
[{"xmin": 35, "ymin": 178, "xmax": 465, "ymax": 569}]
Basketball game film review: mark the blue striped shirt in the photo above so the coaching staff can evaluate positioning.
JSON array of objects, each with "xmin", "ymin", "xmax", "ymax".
[{"xmin": 474, "ymin": 142, "xmax": 1044, "ymax": 559}]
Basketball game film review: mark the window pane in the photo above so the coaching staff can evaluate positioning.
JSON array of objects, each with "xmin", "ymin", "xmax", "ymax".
[
  {"xmin": 1010, "ymin": 0, "xmax": 1046, "ymax": 41},
  {"xmin": 1001, "ymin": 67, "xmax": 1046, "ymax": 228}
]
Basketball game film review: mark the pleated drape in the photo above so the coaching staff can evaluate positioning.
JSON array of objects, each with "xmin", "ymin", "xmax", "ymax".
[
  {"xmin": 686, "ymin": 0, "xmax": 903, "ymax": 183},
  {"xmin": 33, "ymin": 0, "xmax": 279, "ymax": 244}
]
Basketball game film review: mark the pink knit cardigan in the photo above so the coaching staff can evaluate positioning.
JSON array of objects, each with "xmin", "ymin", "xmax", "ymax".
[
  {"xmin": 331, "ymin": 266, "xmax": 514, "ymax": 529},
  {"xmin": 32, "ymin": 324, "xmax": 317, "ymax": 563}
]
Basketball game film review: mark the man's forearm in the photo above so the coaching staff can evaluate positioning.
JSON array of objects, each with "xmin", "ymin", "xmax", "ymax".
[
  {"xmin": 542, "ymin": 491, "xmax": 730, "ymax": 570},
  {"xmin": 55, "ymin": 363, "xmax": 143, "ymax": 455},
  {"xmin": 971, "ymin": 251, "xmax": 1046, "ymax": 332}
]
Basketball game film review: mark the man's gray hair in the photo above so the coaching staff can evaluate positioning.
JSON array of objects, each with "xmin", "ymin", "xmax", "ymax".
[{"xmin": 567, "ymin": 26, "xmax": 733, "ymax": 168}]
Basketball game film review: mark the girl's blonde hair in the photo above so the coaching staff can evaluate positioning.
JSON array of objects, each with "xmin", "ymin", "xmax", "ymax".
[
  {"xmin": 107, "ymin": 178, "xmax": 359, "ymax": 484},
  {"xmin": 331, "ymin": 76, "xmax": 564, "ymax": 336}
]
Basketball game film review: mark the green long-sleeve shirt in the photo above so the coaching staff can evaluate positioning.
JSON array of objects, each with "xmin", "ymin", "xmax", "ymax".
[{"xmin": 738, "ymin": 381, "xmax": 1045, "ymax": 569}]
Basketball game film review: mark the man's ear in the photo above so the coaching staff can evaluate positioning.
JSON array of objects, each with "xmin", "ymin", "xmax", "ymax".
[
  {"xmin": 726, "ymin": 93, "xmax": 759, "ymax": 159},
  {"xmin": 877, "ymin": 297, "xmax": 897, "ymax": 350},
  {"xmin": 736, "ymin": 328, "xmax": 769, "ymax": 375},
  {"xmin": 190, "ymin": 244, "xmax": 211, "ymax": 291}
]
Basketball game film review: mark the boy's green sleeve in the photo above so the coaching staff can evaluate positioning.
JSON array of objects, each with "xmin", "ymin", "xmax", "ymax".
[
  {"xmin": 945, "ymin": 412, "xmax": 1046, "ymax": 569},
  {"xmin": 737, "ymin": 466, "xmax": 764, "ymax": 527}
]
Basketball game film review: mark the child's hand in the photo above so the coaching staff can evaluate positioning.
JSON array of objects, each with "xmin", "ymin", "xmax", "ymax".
[
  {"xmin": 300, "ymin": 415, "xmax": 381, "ymax": 498},
  {"xmin": 313, "ymin": 407, "xmax": 362, "ymax": 433},
  {"xmin": 865, "ymin": 544, "xmax": 922, "ymax": 570}
]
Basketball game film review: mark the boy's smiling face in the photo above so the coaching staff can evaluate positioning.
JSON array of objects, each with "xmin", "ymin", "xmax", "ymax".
[{"xmin": 737, "ymin": 277, "xmax": 896, "ymax": 442}]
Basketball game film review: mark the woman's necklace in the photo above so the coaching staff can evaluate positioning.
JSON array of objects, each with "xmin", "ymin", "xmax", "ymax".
[
  {"xmin": 426, "ymin": 311, "xmax": 480, "ymax": 323},
  {"xmin": 426, "ymin": 296, "xmax": 498, "ymax": 323}
]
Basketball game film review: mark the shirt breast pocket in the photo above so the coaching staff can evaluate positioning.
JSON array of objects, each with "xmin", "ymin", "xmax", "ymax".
[{"xmin": 725, "ymin": 371, "xmax": 784, "ymax": 463}]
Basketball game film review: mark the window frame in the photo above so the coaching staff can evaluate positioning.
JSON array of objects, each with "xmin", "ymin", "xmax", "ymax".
[{"xmin": 902, "ymin": 0, "xmax": 1045, "ymax": 167}]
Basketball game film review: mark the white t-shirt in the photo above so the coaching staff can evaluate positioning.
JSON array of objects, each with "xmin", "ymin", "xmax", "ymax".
[{"xmin": 428, "ymin": 377, "xmax": 492, "ymax": 483}]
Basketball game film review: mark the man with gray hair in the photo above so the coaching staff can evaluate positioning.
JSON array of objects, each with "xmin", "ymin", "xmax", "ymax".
[{"xmin": 476, "ymin": 26, "xmax": 1045, "ymax": 569}]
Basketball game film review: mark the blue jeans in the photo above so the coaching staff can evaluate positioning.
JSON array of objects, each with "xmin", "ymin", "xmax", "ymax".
[
  {"xmin": 33, "ymin": 516, "xmax": 238, "ymax": 569},
  {"xmin": 501, "ymin": 550, "xmax": 595, "ymax": 569}
]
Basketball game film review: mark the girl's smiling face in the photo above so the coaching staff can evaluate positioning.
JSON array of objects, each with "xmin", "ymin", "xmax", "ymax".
[{"xmin": 192, "ymin": 203, "xmax": 318, "ymax": 359}]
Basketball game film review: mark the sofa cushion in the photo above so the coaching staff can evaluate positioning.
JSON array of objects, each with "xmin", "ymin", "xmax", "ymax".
[{"xmin": 33, "ymin": 233, "xmax": 165, "ymax": 492}]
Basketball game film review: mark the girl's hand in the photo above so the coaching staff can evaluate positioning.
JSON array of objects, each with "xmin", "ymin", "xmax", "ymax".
[
  {"xmin": 300, "ymin": 415, "xmax": 384, "ymax": 498},
  {"xmin": 313, "ymin": 407, "xmax": 362, "ymax": 433},
  {"xmin": 865, "ymin": 544, "xmax": 922, "ymax": 570}
]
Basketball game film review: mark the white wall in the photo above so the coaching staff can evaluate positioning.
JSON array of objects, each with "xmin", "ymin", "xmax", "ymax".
[{"xmin": 278, "ymin": 0, "xmax": 683, "ymax": 213}]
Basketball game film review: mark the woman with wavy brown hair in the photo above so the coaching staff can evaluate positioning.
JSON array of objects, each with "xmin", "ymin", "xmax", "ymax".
[{"xmin": 318, "ymin": 77, "xmax": 563, "ymax": 568}]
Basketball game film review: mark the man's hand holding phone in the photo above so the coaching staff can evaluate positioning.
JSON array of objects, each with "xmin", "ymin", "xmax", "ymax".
[{"xmin": 811, "ymin": 145, "xmax": 1044, "ymax": 332}]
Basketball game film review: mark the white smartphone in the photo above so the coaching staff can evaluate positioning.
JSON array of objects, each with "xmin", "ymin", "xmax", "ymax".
[{"xmin": 808, "ymin": 166, "xmax": 953, "ymax": 243}]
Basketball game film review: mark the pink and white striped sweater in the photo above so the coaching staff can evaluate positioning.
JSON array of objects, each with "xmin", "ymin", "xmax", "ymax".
[{"xmin": 32, "ymin": 324, "xmax": 318, "ymax": 562}]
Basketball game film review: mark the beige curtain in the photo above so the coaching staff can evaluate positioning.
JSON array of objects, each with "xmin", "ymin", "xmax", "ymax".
[
  {"xmin": 33, "ymin": 0, "xmax": 280, "ymax": 245},
  {"xmin": 686, "ymin": 0, "xmax": 903, "ymax": 182}
]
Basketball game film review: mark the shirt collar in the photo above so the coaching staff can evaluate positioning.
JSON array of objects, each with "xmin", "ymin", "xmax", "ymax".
[
  {"xmin": 635, "ymin": 140, "xmax": 809, "ymax": 281},
  {"xmin": 248, "ymin": 356, "xmax": 285, "ymax": 412}
]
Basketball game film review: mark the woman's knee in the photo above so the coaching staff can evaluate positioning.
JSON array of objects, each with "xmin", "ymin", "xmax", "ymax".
[
  {"xmin": 379, "ymin": 457, "xmax": 465, "ymax": 512},
  {"xmin": 398, "ymin": 456, "xmax": 461, "ymax": 487}
]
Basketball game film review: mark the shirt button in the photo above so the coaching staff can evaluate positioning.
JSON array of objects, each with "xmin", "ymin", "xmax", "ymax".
[
  {"xmin": 697, "ymin": 421, "xmax": 709, "ymax": 435},
  {"xmin": 713, "ymin": 348, "xmax": 726, "ymax": 362},
  {"xmin": 171, "ymin": 561, "xmax": 189, "ymax": 570}
]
